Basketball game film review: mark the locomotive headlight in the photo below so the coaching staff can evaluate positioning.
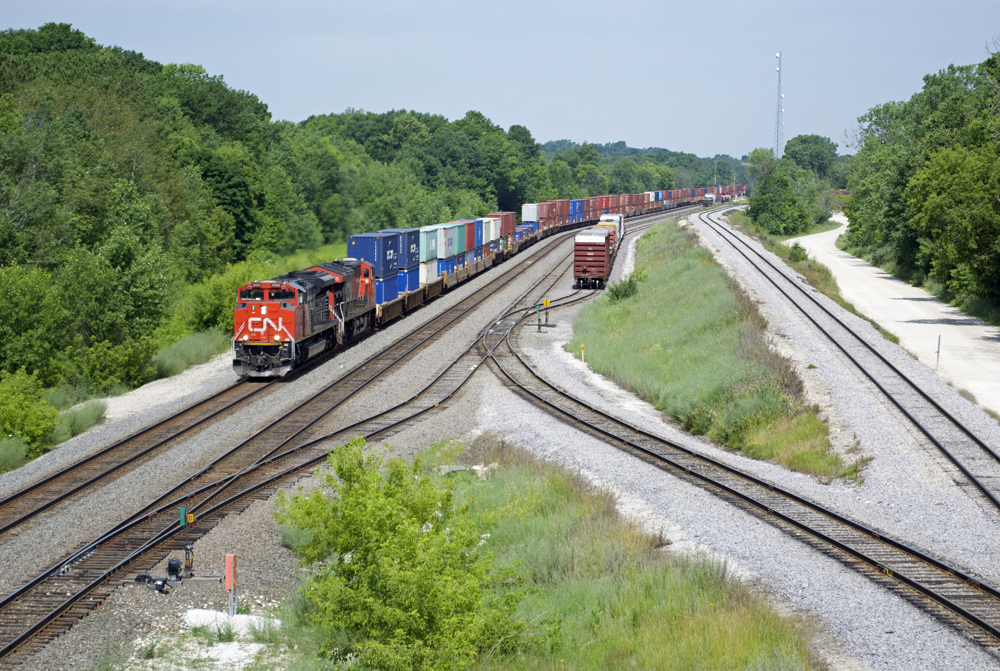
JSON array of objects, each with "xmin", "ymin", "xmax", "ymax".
[
  {"xmin": 261, "ymin": 306, "xmax": 267, "ymax": 316},
  {"xmin": 242, "ymin": 335, "xmax": 249, "ymax": 341},
  {"xmin": 274, "ymin": 335, "xmax": 281, "ymax": 341}
]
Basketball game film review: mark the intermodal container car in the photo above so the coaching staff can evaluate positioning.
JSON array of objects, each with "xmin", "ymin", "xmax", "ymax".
[
  {"xmin": 347, "ymin": 232, "xmax": 399, "ymax": 277},
  {"xmin": 375, "ymin": 272, "xmax": 398, "ymax": 304},
  {"xmin": 382, "ymin": 228, "xmax": 420, "ymax": 270}
]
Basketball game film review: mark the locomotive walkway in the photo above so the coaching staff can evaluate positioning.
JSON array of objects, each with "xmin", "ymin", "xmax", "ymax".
[{"xmin": 787, "ymin": 213, "xmax": 1000, "ymax": 419}]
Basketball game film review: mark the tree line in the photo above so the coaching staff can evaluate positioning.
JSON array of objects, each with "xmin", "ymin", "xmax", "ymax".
[
  {"xmin": 746, "ymin": 48, "xmax": 1000, "ymax": 314},
  {"xmin": 0, "ymin": 22, "xmax": 751, "ymax": 455}
]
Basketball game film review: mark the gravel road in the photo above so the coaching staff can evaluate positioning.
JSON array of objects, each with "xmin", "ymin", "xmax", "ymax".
[{"xmin": 788, "ymin": 213, "xmax": 1000, "ymax": 418}]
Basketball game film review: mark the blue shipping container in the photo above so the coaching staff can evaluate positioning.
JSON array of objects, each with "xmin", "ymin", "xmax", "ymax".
[
  {"xmin": 347, "ymin": 232, "xmax": 399, "ymax": 277},
  {"xmin": 456, "ymin": 253, "xmax": 465, "ymax": 270},
  {"xmin": 376, "ymin": 272, "xmax": 398, "ymax": 305},
  {"xmin": 570, "ymin": 199, "xmax": 584, "ymax": 223},
  {"xmin": 474, "ymin": 219, "xmax": 484, "ymax": 248},
  {"xmin": 490, "ymin": 240, "xmax": 497, "ymax": 253},
  {"xmin": 436, "ymin": 257, "xmax": 455, "ymax": 277},
  {"xmin": 382, "ymin": 228, "xmax": 420, "ymax": 269},
  {"xmin": 466, "ymin": 249, "xmax": 475, "ymax": 267},
  {"xmin": 475, "ymin": 246, "xmax": 483, "ymax": 261},
  {"xmin": 396, "ymin": 266, "xmax": 419, "ymax": 294}
]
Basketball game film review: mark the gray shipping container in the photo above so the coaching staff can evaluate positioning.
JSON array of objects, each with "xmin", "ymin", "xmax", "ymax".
[{"xmin": 436, "ymin": 223, "xmax": 456, "ymax": 260}]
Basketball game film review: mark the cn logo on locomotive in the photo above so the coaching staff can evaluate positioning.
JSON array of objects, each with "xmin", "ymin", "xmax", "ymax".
[{"xmin": 248, "ymin": 317, "xmax": 284, "ymax": 333}]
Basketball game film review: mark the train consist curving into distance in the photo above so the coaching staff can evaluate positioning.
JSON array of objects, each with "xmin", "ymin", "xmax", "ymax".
[{"xmin": 232, "ymin": 184, "xmax": 746, "ymax": 377}]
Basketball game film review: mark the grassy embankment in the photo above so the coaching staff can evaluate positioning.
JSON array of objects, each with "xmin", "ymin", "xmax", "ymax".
[
  {"xmin": 569, "ymin": 218, "xmax": 861, "ymax": 480},
  {"xmin": 726, "ymin": 210, "xmax": 899, "ymax": 345},
  {"xmin": 120, "ymin": 436, "xmax": 818, "ymax": 670},
  {"xmin": 1, "ymin": 243, "xmax": 349, "ymax": 474}
]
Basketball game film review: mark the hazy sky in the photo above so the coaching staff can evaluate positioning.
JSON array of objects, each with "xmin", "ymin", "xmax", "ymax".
[{"xmin": 6, "ymin": 1, "xmax": 1000, "ymax": 157}]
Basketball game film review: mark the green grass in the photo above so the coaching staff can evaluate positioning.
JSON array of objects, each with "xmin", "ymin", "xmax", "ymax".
[
  {"xmin": 0, "ymin": 437, "xmax": 28, "ymax": 472},
  {"xmin": 567, "ymin": 220, "xmax": 850, "ymax": 478},
  {"xmin": 463, "ymin": 437, "xmax": 818, "ymax": 669},
  {"xmin": 271, "ymin": 436, "xmax": 819, "ymax": 670},
  {"xmin": 152, "ymin": 329, "xmax": 231, "ymax": 379},
  {"xmin": 49, "ymin": 400, "xmax": 107, "ymax": 444}
]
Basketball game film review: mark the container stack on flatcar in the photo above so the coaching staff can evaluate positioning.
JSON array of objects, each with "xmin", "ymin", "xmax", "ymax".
[{"xmin": 233, "ymin": 182, "xmax": 747, "ymax": 376}]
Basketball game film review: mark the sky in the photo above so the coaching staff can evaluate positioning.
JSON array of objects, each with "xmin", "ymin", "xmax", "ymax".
[{"xmin": 6, "ymin": 1, "xmax": 1000, "ymax": 158}]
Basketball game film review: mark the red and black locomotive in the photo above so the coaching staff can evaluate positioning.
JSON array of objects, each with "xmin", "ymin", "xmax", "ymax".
[{"xmin": 233, "ymin": 260, "xmax": 376, "ymax": 377}]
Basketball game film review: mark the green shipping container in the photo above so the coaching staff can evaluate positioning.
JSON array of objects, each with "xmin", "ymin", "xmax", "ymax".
[
  {"xmin": 419, "ymin": 225, "xmax": 439, "ymax": 262},
  {"xmin": 453, "ymin": 222, "xmax": 466, "ymax": 253}
]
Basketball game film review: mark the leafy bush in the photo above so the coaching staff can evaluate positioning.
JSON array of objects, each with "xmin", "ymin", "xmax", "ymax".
[
  {"xmin": 152, "ymin": 330, "xmax": 231, "ymax": 379},
  {"xmin": 60, "ymin": 338, "xmax": 158, "ymax": 393},
  {"xmin": 0, "ymin": 437, "xmax": 28, "ymax": 472},
  {"xmin": 274, "ymin": 436, "xmax": 525, "ymax": 669},
  {"xmin": 176, "ymin": 260, "xmax": 265, "ymax": 332},
  {"xmin": 0, "ymin": 368, "xmax": 58, "ymax": 450},
  {"xmin": 788, "ymin": 242, "xmax": 807, "ymax": 262},
  {"xmin": 606, "ymin": 266, "xmax": 648, "ymax": 303},
  {"xmin": 49, "ymin": 400, "xmax": 107, "ymax": 445}
]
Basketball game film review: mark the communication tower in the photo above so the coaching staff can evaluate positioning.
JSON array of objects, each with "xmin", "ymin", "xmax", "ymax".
[{"xmin": 774, "ymin": 52, "xmax": 784, "ymax": 158}]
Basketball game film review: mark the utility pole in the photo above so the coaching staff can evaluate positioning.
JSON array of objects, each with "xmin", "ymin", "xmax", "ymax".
[
  {"xmin": 714, "ymin": 157, "xmax": 717, "ymax": 187},
  {"xmin": 774, "ymin": 52, "xmax": 784, "ymax": 158}
]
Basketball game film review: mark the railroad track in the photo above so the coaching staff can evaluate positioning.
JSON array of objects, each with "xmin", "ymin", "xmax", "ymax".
[
  {"xmin": 0, "ymin": 213, "xmax": 614, "ymax": 663},
  {"xmin": 695, "ymin": 210, "xmax": 1000, "ymax": 515},
  {"xmin": 483, "ymin": 282, "xmax": 1000, "ymax": 650},
  {"xmin": 0, "ymin": 204, "xmax": 696, "ymax": 544},
  {"xmin": 0, "ymin": 203, "xmax": 700, "ymax": 662}
]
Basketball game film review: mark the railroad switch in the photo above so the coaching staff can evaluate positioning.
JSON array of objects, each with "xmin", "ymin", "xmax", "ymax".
[{"xmin": 134, "ymin": 557, "xmax": 186, "ymax": 593}]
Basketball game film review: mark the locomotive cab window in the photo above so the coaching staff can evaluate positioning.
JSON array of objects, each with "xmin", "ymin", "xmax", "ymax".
[
  {"xmin": 268, "ymin": 289, "xmax": 295, "ymax": 301},
  {"xmin": 240, "ymin": 289, "xmax": 264, "ymax": 301},
  {"xmin": 363, "ymin": 268, "xmax": 369, "ymax": 278}
]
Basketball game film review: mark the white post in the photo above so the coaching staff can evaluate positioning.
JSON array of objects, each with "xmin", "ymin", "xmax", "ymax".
[{"xmin": 936, "ymin": 335, "xmax": 941, "ymax": 372}]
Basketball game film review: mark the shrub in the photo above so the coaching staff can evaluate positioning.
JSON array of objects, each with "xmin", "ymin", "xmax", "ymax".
[
  {"xmin": 0, "ymin": 368, "xmax": 58, "ymax": 450},
  {"xmin": 177, "ymin": 260, "xmax": 264, "ymax": 332},
  {"xmin": 274, "ymin": 436, "xmax": 525, "ymax": 669},
  {"xmin": 0, "ymin": 437, "xmax": 28, "ymax": 472},
  {"xmin": 788, "ymin": 242, "xmax": 807, "ymax": 262},
  {"xmin": 152, "ymin": 330, "xmax": 231, "ymax": 379},
  {"xmin": 49, "ymin": 400, "xmax": 107, "ymax": 445},
  {"xmin": 59, "ymin": 338, "xmax": 158, "ymax": 393},
  {"xmin": 606, "ymin": 266, "xmax": 648, "ymax": 303}
]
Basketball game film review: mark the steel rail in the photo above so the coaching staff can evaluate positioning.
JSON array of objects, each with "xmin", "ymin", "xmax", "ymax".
[
  {"xmin": 0, "ymin": 229, "xmax": 592, "ymax": 662},
  {"xmin": 696, "ymin": 210, "xmax": 1000, "ymax": 513},
  {"xmin": 483, "ymin": 293, "xmax": 1000, "ymax": 648}
]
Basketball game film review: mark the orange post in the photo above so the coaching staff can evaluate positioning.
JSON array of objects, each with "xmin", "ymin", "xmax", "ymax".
[{"xmin": 225, "ymin": 553, "xmax": 238, "ymax": 616}]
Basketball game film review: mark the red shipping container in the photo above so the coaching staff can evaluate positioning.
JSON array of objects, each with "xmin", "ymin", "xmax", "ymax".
[
  {"xmin": 488, "ymin": 211, "xmax": 516, "ymax": 238},
  {"xmin": 465, "ymin": 221, "xmax": 475, "ymax": 251}
]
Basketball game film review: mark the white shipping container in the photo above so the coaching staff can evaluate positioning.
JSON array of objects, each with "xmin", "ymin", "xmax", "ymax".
[
  {"xmin": 419, "ymin": 262, "xmax": 430, "ymax": 286},
  {"xmin": 521, "ymin": 203, "xmax": 539, "ymax": 223},
  {"xmin": 483, "ymin": 217, "xmax": 500, "ymax": 242}
]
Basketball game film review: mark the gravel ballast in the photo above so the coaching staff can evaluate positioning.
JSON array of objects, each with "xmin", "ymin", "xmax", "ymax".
[{"xmin": 8, "ymin": 213, "xmax": 1000, "ymax": 669}]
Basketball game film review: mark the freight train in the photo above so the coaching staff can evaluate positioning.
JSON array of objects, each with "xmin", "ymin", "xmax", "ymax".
[{"xmin": 232, "ymin": 184, "xmax": 746, "ymax": 377}]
